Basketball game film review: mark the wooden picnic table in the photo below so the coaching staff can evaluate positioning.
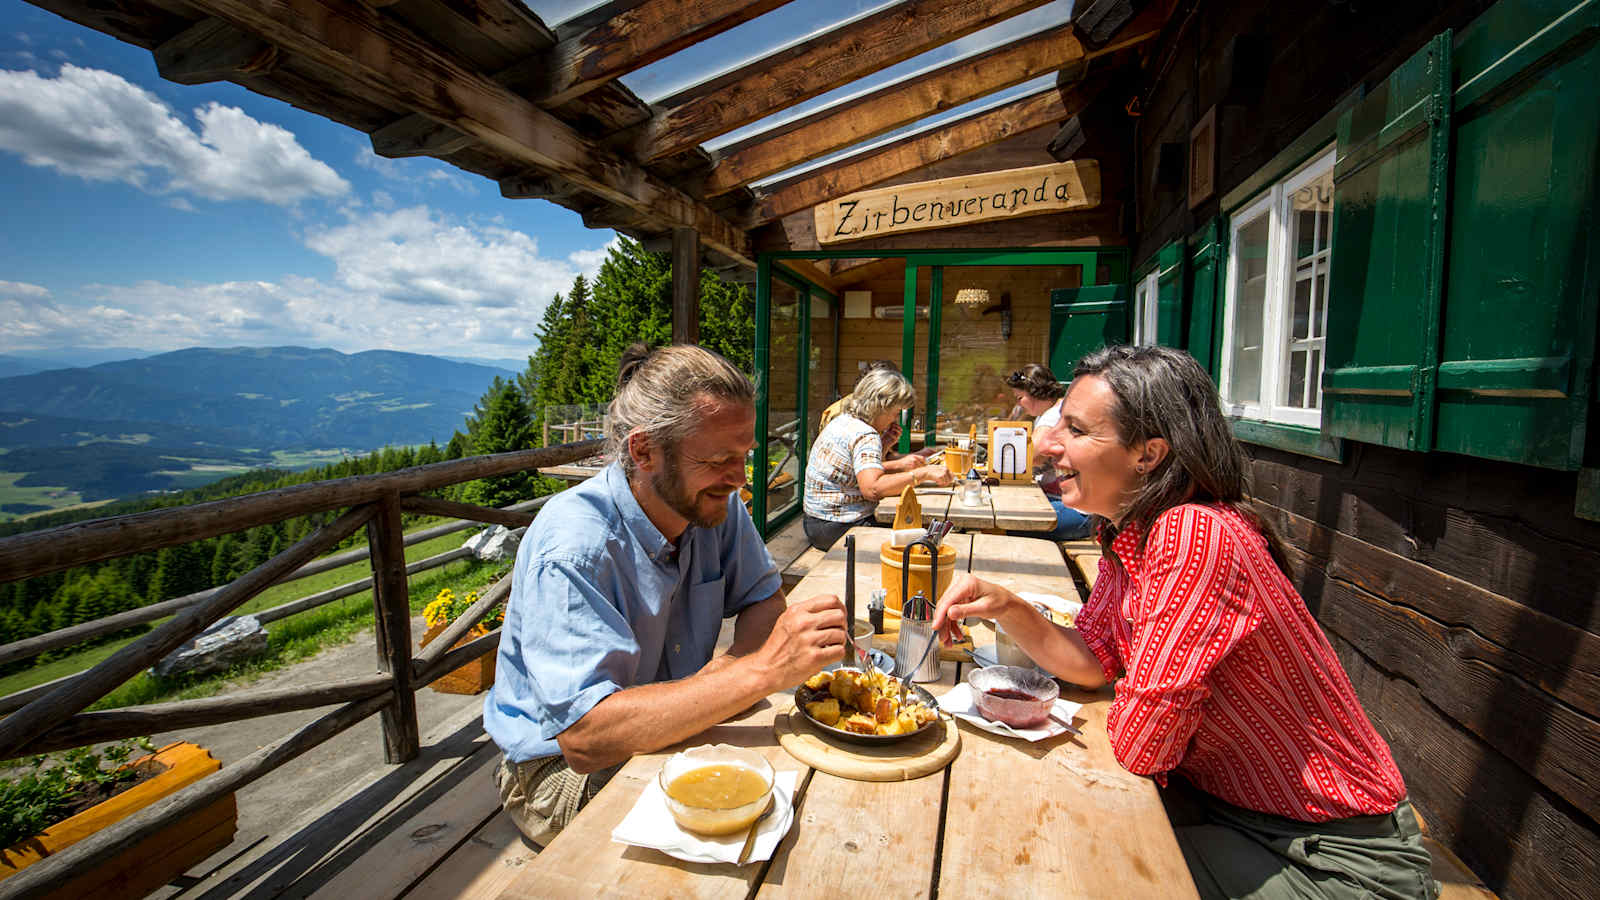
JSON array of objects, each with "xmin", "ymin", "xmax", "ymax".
[
  {"xmin": 886, "ymin": 481, "xmax": 1057, "ymax": 533},
  {"xmin": 501, "ymin": 526, "xmax": 1197, "ymax": 899}
]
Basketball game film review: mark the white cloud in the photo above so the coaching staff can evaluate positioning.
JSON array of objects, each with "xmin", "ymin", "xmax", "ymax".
[
  {"xmin": 567, "ymin": 238, "xmax": 619, "ymax": 280},
  {"xmin": 353, "ymin": 147, "xmax": 476, "ymax": 194},
  {"xmin": 0, "ymin": 280, "xmax": 51, "ymax": 300},
  {"xmin": 3, "ymin": 208, "xmax": 617, "ymax": 358},
  {"xmin": 0, "ymin": 64, "xmax": 348, "ymax": 205}
]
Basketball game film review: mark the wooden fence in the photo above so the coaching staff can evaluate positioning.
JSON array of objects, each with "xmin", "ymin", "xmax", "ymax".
[{"xmin": 0, "ymin": 439, "xmax": 600, "ymax": 898}]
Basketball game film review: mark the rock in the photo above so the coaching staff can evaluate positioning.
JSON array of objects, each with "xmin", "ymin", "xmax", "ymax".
[
  {"xmin": 152, "ymin": 615, "xmax": 269, "ymax": 679},
  {"xmin": 464, "ymin": 525, "xmax": 524, "ymax": 562}
]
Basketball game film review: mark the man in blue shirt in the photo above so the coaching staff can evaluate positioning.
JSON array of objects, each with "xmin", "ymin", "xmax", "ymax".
[{"xmin": 486, "ymin": 344, "xmax": 847, "ymax": 845}]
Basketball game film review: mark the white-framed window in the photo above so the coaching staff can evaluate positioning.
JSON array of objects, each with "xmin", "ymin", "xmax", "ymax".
[
  {"xmin": 1132, "ymin": 270, "xmax": 1160, "ymax": 346},
  {"xmin": 1219, "ymin": 146, "xmax": 1335, "ymax": 427}
]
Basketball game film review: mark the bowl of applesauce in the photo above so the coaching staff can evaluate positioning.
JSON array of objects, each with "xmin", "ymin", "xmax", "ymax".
[{"xmin": 657, "ymin": 744, "xmax": 774, "ymax": 836}]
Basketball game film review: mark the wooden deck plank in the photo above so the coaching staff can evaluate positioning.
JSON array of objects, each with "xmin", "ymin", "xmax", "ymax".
[
  {"xmin": 989, "ymin": 483, "xmax": 1057, "ymax": 532},
  {"xmin": 403, "ymin": 812, "xmax": 539, "ymax": 899},
  {"xmin": 310, "ymin": 741, "xmax": 503, "ymax": 899}
]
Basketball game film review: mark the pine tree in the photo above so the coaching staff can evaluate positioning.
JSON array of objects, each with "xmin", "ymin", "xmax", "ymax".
[{"xmin": 463, "ymin": 378, "xmax": 538, "ymax": 508}]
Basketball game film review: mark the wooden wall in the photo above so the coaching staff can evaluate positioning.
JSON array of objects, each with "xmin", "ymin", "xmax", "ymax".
[
  {"xmin": 1130, "ymin": 2, "xmax": 1597, "ymax": 897},
  {"xmin": 1247, "ymin": 444, "xmax": 1600, "ymax": 900}
]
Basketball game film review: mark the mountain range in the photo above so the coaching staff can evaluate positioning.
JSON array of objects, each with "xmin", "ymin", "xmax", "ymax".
[{"xmin": 0, "ymin": 346, "xmax": 518, "ymax": 450}]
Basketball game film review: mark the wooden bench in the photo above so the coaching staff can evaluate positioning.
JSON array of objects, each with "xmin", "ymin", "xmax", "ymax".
[{"xmin": 1057, "ymin": 539, "xmax": 1101, "ymax": 596}]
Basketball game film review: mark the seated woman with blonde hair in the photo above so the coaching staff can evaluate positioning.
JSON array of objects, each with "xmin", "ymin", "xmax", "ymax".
[
  {"xmin": 933, "ymin": 345, "xmax": 1435, "ymax": 900},
  {"xmin": 802, "ymin": 367, "xmax": 952, "ymax": 551}
]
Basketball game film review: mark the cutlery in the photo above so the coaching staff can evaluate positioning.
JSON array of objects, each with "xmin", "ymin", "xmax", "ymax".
[{"xmin": 736, "ymin": 794, "xmax": 777, "ymax": 865}]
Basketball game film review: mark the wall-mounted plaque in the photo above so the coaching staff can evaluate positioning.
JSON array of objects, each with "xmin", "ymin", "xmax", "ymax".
[
  {"xmin": 1189, "ymin": 106, "xmax": 1216, "ymax": 209},
  {"xmin": 814, "ymin": 160, "xmax": 1101, "ymax": 245}
]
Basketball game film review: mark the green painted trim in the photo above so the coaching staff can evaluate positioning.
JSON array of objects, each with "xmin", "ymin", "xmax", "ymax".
[
  {"xmin": 1577, "ymin": 468, "xmax": 1600, "ymax": 522},
  {"xmin": 900, "ymin": 261, "xmax": 918, "ymax": 454},
  {"xmin": 768, "ymin": 500, "xmax": 803, "ymax": 534},
  {"xmin": 753, "ymin": 256, "xmax": 772, "ymax": 537},
  {"xmin": 798, "ymin": 283, "xmax": 811, "ymax": 495},
  {"xmin": 1220, "ymin": 88, "xmax": 1363, "ymax": 214},
  {"xmin": 924, "ymin": 266, "xmax": 943, "ymax": 446},
  {"xmin": 1231, "ymin": 418, "xmax": 1346, "ymax": 463},
  {"xmin": 774, "ymin": 261, "xmax": 836, "ymax": 303}
]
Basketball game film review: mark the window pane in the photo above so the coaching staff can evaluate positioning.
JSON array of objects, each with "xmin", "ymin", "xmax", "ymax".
[
  {"xmin": 766, "ymin": 280, "xmax": 802, "ymax": 527},
  {"xmin": 1228, "ymin": 212, "xmax": 1270, "ymax": 405},
  {"xmin": 1292, "ymin": 276, "xmax": 1312, "ymax": 340},
  {"xmin": 1288, "ymin": 349, "xmax": 1308, "ymax": 408}
]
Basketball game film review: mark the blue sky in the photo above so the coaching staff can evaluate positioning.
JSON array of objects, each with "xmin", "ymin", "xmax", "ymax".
[
  {"xmin": 0, "ymin": 1, "xmax": 617, "ymax": 362},
  {"xmin": 0, "ymin": 0, "xmax": 1070, "ymax": 363}
]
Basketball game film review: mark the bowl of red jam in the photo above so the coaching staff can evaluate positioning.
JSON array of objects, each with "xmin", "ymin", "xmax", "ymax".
[{"xmin": 968, "ymin": 665, "xmax": 1059, "ymax": 728}]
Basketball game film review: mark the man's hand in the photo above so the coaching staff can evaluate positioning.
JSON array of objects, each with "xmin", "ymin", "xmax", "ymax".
[{"xmin": 752, "ymin": 595, "xmax": 847, "ymax": 691}]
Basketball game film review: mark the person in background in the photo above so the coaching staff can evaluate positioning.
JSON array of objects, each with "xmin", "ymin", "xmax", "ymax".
[
  {"xmin": 802, "ymin": 367, "xmax": 953, "ymax": 550},
  {"xmin": 933, "ymin": 346, "xmax": 1434, "ymax": 900},
  {"xmin": 819, "ymin": 359, "xmax": 927, "ymax": 461},
  {"xmin": 486, "ymin": 344, "xmax": 848, "ymax": 846},
  {"xmin": 1004, "ymin": 363, "xmax": 1092, "ymax": 540}
]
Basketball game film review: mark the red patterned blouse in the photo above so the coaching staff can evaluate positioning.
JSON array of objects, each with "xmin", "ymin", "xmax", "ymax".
[{"xmin": 1075, "ymin": 502, "xmax": 1407, "ymax": 822}]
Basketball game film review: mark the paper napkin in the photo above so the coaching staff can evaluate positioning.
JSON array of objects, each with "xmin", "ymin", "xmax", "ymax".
[
  {"xmin": 941, "ymin": 683, "xmax": 1082, "ymax": 742},
  {"xmin": 612, "ymin": 769, "xmax": 798, "ymax": 865}
]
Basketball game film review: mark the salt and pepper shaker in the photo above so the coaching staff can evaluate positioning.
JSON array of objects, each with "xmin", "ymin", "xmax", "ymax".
[
  {"xmin": 868, "ymin": 588, "xmax": 886, "ymax": 634},
  {"xmin": 895, "ymin": 590, "xmax": 942, "ymax": 682}
]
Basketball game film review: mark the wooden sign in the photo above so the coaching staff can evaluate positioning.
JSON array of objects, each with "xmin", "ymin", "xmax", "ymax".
[{"xmin": 815, "ymin": 160, "xmax": 1101, "ymax": 244}]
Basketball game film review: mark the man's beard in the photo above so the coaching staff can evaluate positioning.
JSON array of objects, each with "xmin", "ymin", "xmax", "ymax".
[{"xmin": 652, "ymin": 459, "xmax": 729, "ymax": 529}]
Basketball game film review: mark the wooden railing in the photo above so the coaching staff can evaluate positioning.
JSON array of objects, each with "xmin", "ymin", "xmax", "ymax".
[{"xmin": 0, "ymin": 438, "xmax": 601, "ymax": 898}]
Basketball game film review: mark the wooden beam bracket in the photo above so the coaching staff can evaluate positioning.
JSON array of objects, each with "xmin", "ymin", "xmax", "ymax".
[{"xmin": 153, "ymin": 17, "xmax": 279, "ymax": 85}]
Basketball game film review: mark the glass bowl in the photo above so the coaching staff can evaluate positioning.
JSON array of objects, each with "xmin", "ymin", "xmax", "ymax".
[
  {"xmin": 968, "ymin": 665, "xmax": 1059, "ymax": 728},
  {"xmin": 657, "ymin": 744, "xmax": 774, "ymax": 836}
]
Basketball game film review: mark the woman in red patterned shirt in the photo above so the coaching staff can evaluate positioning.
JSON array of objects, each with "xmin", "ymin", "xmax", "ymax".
[{"xmin": 932, "ymin": 346, "xmax": 1437, "ymax": 900}]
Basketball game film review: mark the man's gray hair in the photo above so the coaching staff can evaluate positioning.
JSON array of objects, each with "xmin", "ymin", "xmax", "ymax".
[
  {"xmin": 605, "ymin": 343, "xmax": 754, "ymax": 477},
  {"xmin": 841, "ymin": 367, "xmax": 915, "ymax": 423}
]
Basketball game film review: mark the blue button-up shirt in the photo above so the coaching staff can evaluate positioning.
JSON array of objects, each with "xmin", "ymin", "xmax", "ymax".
[{"xmin": 484, "ymin": 462, "xmax": 781, "ymax": 762}]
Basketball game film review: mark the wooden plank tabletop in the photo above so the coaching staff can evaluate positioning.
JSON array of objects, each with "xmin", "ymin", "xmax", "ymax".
[
  {"xmin": 943, "ymin": 486, "xmax": 997, "ymax": 530},
  {"xmin": 497, "ymin": 528, "xmax": 1196, "ymax": 900},
  {"xmin": 963, "ymin": 532, "xmax": 1084, "ymax": 663},
  {"xmin": 989, "ymin": 482, "xmax": 1058, "ymax": 532},
  {"xmin": 874, "ymin": 485, "xmax": 955, "ymax": 525}
]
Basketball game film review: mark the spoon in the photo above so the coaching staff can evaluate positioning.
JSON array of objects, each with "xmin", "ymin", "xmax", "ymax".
[{"xmin": 736, "ymin": 794, "xmax": 777, "ymax": 865}]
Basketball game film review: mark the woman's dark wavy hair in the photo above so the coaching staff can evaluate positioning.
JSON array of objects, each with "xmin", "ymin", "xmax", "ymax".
[
  {"xmin": 1004, "ymin": 362, "xmax": 1066, "ymax": 400},
  {"xmin": 1073, "ymin": 345, "xmax": 1290, "ymax": 576}
]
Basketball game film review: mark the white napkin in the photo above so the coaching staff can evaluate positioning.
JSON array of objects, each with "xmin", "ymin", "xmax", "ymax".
[
  {"xmin": 892, "ymin": 527, "xmax": 927, "ymax": 545},
  {"xmin": 1017, "ymin": 591, "xmax": 1084, "ymax": 621},
  {"xmin": 941, "ymin": 683, "xmax": 1082, "ymax": 742},
  {"xmin": 612, "ymin": 770, "xmax": 798, "ymax": 865}
]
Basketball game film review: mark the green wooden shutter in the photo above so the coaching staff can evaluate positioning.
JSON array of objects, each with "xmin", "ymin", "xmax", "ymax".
[
  {"xmin": 1155, "ymin": 241, "xmax": 1185, "ymax": 347},
  {"xmin": 1049, "ymin": 284, "xmax": 1129, "ymax": 375},
  {"xmin": 1322, "ymin": 32, "xmax": 1453, "ymax": 451},
  {"xmin": 1186, "ymin": 220, "xmax": 1225, "ymax": 377},
  {"xmin": 1433, "ymin": 0, "xmax": 1599, "ymax": 469}
]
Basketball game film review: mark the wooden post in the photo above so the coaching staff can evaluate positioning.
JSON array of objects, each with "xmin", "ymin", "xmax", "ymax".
[
  {"xmin": 366, "ymin": 494, "xmax": 419, "ymax": 763},
  {"xmin": 672, "ymin": 226, "xmax": 699, "ymax": 345}
]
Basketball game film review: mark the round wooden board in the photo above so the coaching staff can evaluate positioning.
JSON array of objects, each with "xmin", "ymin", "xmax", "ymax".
[{"xmin": 774, "ymin": 705, "xmax": 960, "ymax": 782}]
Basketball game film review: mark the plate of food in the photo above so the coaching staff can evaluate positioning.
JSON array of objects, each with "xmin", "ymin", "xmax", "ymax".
[{"xmin": 794, "ymin": 667, "xmax": 942, "ymax": 745}]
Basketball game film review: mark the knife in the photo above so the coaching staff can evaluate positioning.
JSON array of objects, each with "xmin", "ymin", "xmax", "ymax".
[{"xmin": 843, "ymin": 534, "xmax": 856, "ymax": 666}]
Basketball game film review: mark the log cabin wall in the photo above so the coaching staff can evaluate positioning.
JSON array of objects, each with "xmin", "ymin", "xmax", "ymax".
[{"xmin": 1130, "ymin": 2, "xmax": 1597, "ymax": 897}]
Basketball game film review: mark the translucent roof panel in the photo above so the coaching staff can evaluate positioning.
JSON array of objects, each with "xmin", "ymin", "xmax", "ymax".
[
  {"xmin": 520, "ymin": 0, "xmax": 613, "ymax": 30},
  {"xmin": 752, "ymin": 73, "xmax": 1059, "ymax": 188},
  {"xmin": 619, "ymin": 1, "xmax": 909, "ymax": 104},
  {"xmin": 706, "ymin": 0, "xmax": 1073, "ymax": 153}
]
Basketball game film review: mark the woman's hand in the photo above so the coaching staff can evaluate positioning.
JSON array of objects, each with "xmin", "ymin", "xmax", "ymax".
[
  {"xmin": 917, "ymin": 464, "xmax": 955, "ymax": 486},
  {"xmin": 931, "ymin": 573, "xmax": 1025, "ymax": 646}
]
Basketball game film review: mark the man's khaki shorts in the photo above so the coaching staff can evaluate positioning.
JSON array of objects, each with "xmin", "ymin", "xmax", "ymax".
[{"xmin": 493, "ymin": 754, "xmax": 611, "ymax": 847}]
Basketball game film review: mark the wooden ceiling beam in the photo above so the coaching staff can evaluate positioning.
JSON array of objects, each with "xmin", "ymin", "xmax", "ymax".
[
  {"xmin": 747, "ymin": 87, "xmax": 1069, "ymax": 226},
  {"xmin": 179, "ymin": 0, "xmax": 750, "ymax": 264},
  {"xmin": 153, "ymin": 18, "xmax": 279, "ymax": 84},
  {"xmin": 534, "ymin": 0, "xmax": 798, "ymax": 108},
  {"xmin": 705, "ymin": 23, "xmax": 1084, "ymax": 197},
  {"xmin": 632, "ymin": 0, "xmax": 1054, "ymax": 164}
]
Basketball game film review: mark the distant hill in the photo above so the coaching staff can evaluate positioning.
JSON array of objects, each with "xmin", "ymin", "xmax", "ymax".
[
  {"xmin": 0, "ymin": 346, "xmax": 509, "ymax": 450},
  {"xmin": 0, "ymin": 355, "xmax": 69, "ymax": 378},
  {"xmin": 442, "ymin": 355, "xmax": 524, "ymax": 373}
]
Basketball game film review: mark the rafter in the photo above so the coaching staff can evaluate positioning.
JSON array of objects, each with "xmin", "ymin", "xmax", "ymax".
[
  {"xmin": 535, "ymin": 0, "xmax": 797, "ymax": 108},
  {"xmin": 706, "ymin": 23, "xmax": 1087, "ymax": 197},
  {"xmin": 176, "ymin": 0, "xmax": 749, "ymax": 263},
  {"xmin": 632, "ymin": 0, "xmax": 1053, "ymax": 163},
  {"xmin": 747, "ymin": 87, "xmax": 1069, "ymax": 226}
]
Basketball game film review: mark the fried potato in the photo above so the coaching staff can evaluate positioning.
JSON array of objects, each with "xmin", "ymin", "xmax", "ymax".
[
  {"xmin": 874, "ymin": 694, "xmax": 899, "ymax": 724},
  {"xmin": 842, "ymin": 713, "xmax": 879, "ymax": 734},
  {"xmin": 804, "ymin": 698, "xmax": 841, "ymax": 726},
  {"xmin": 804, "ymin": 671, "xmax": 833, "ymax": 691}
]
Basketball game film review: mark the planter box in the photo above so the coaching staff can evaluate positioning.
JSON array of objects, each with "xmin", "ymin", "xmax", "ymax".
[
  {"xmin": 0, "ymin": 741, "xmax": 236, "ymax": 899},
  {"xmin": 421, "ymin": 622, "xmax": 497, "ymax": 695}
]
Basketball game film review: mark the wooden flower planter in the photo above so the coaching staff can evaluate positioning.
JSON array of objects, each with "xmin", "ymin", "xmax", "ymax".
[
  {"xmin": 421, "ymin": 622, "xmax": 497, "ymax": 694},
  {"xmin": 0, "ymin": 741, "xmax": 236, "ymax": 899}
]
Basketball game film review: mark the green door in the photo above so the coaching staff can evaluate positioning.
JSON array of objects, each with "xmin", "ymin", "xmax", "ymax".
[{"xmin": 1049, "ymin": 284, "xmax": 1129, "ymax": 375}]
